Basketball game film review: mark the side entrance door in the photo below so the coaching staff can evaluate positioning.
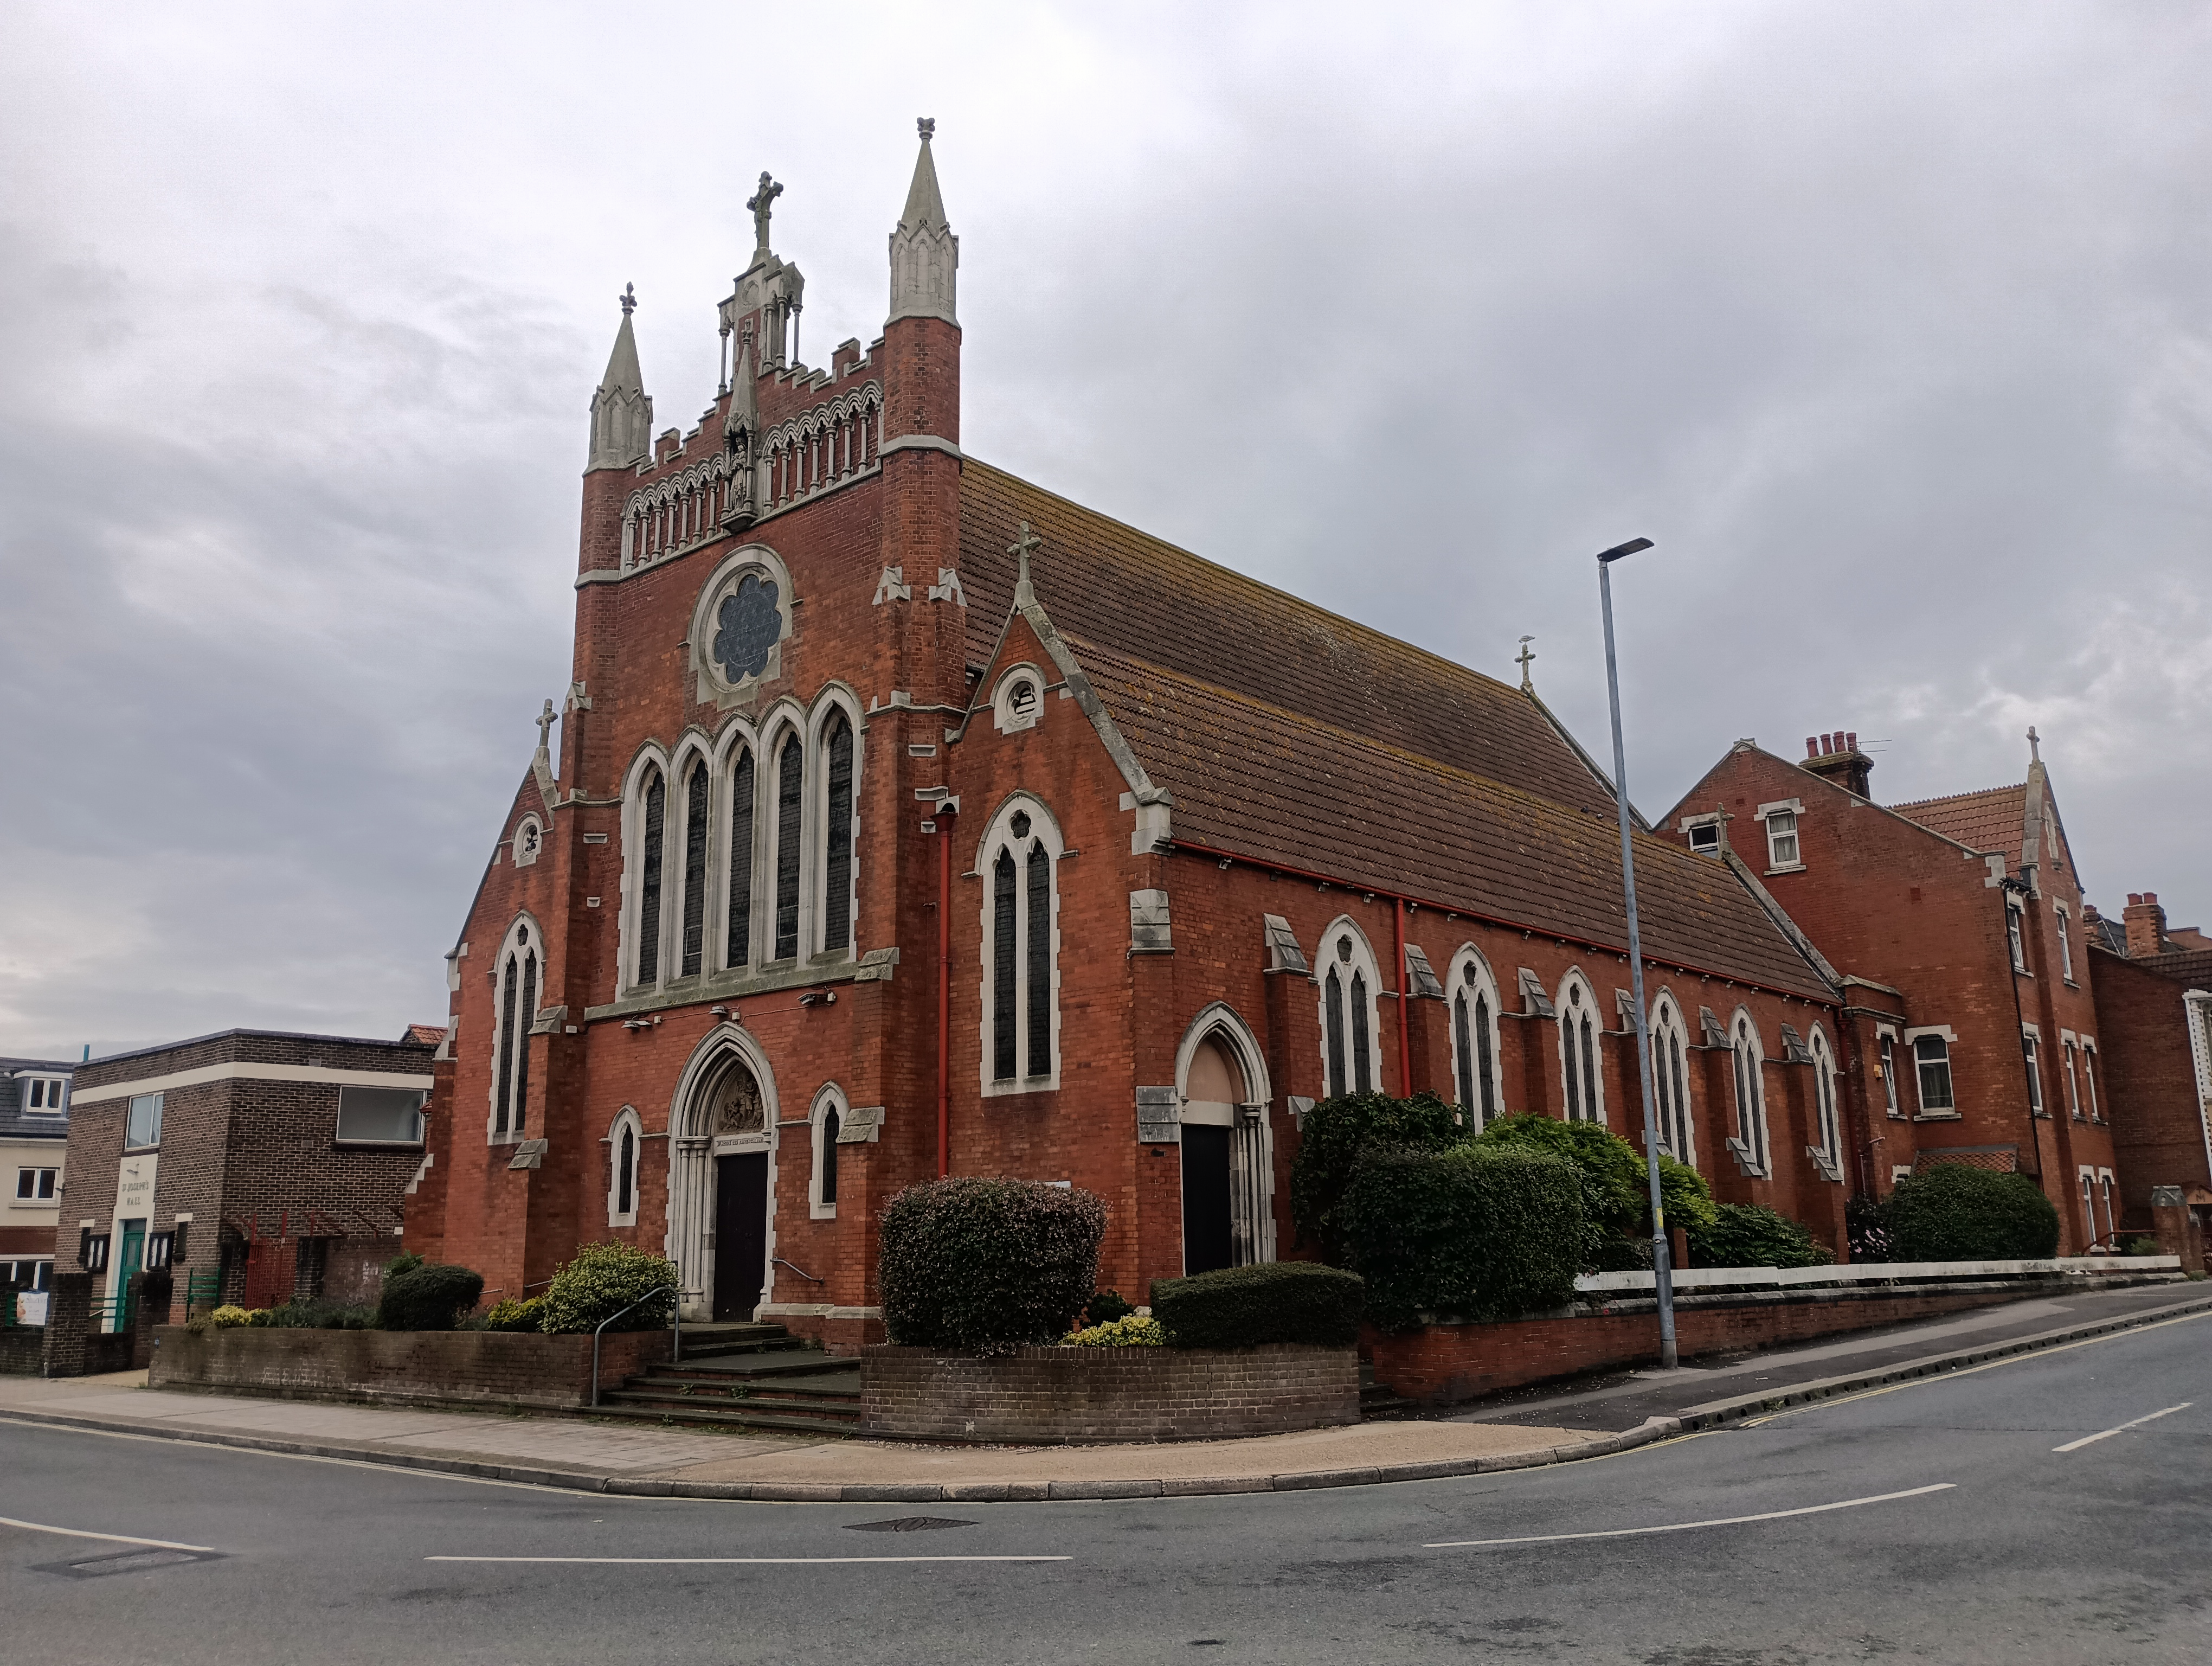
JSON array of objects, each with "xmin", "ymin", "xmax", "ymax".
[
  {"xmin": 1180, "ymin": 1126, "xmax": 1234, "ymax": 1276},
  {"xmin": 114, "ymin": 1221, "xmax": 145, "ymax": 1331},
  {"xmin": 713, "ymin": 1152, "xmax": 769, "ymax": 1322}
]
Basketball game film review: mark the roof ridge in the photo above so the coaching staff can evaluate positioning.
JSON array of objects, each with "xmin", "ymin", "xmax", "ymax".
[
  {"xmin": 964, "ymin": 458, "xmax": 1524, "ymax": 702},
  {"xmin": 1891, "ymin": 781, "xmax": 2028, "ymax": 811}
]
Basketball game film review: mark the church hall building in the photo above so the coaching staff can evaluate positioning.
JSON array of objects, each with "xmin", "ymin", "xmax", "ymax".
[{"xmin": 406, "ymin": 126, "xmax": 1857, "ymax": 1346}]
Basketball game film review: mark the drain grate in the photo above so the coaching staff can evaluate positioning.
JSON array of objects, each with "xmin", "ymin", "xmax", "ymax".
[
  {"xmin": 57, "ymin": 1548, "xmax": 216, "ymax": 1578},
  {"xmin": 841, "ymin": 1516, "xmax": 977, "ymax": 1534}
]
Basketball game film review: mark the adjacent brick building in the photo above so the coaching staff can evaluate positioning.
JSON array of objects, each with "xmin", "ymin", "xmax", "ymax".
[
  {"xmin": 2, "ymin": 1054, "xmax": 73, "ymax": 1292},
  {"xmin": 406, "ymin": 125, "xmax": 1860, "ymax": 1344},
  {"xmin": 1661, "ymin": 732, "xmax": 2122, "ymax": 1251},
  {"xmin": 60, "ymin": 1029, "xmax": 435, "ymax": 1322},
  {"xmin": 2086, "ymin": 890, "xmax": 2212, "ymax": 1226}
]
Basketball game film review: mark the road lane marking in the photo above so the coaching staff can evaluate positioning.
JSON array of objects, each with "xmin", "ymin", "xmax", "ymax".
[
  {"xmin": 1423, "ymin": 1483, "xmax": 1955, "ymax": 1548},
  {"xmin": 0, "ymin": 1514, "xmax": 217, "ymax": 1554},
  {"xmin": 2052, "ymin": 1402, "xmax": 2191, "ymax": 1452},
  {"xmin": 427, "ymin": 1554, "xmax": 1069, "ymax": 1565},
  {"xmin": 1740, "ymin": 1309, "xmax": 2212, "ymax": 1427}
]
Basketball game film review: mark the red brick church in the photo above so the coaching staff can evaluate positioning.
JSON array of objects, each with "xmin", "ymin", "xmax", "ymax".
[{"xmin": 406, "ymin": 125, "xmax": 1861, "ymax": 1345}]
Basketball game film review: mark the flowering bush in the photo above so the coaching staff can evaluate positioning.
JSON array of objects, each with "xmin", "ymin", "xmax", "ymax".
[
  {"xmin": 1063, "ymin": 1314, "xmax": 1166, "ymax": 1348},
  {"xmin": 483, "ymin": 1295, "xmax": 548, "ymax": 1333},
  {"xmin": 207, "ymin": 1305, "xmax": 253, "ymax": 1329},
  {"xmin": 538, "ymin": 1242, "xmax": 678, "ymax": 1334}
]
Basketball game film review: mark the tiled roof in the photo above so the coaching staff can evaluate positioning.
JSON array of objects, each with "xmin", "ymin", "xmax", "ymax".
[
  {"xmin": 401, "ymin": 1023, "xmax": 447, "ymax": 1046},
  {"xmin": 959, "ymin": 463, "xmax": 1617, "ymax": 817},
  {"xmin": 1892, "ymin": 783, "xmax": 2027, "ymax": 861},
  {"xmin": 2104, "ymin": 946, "xmax": 2212, "ymax": 988},
  {"xmin": 1, "ymin": 1056, "xmax": 73, "ymax": 1138},
  {"xmin": 1069, "ymin": 634, "xmax": 1836, "ymax": 1001}
]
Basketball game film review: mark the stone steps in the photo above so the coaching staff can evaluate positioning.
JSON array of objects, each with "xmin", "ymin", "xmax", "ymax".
[{"xmin": 605, "ymin": 1320, "xmax": 861, "ymax": 1438}]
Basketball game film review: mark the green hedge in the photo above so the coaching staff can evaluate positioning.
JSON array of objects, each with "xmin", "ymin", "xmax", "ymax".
[
  {"xmin": 879, "ymin": 1177, "xmax": 1105, "ymax": 1354},
  {"xmin": 1687, "ymin": 1203, "xmax": 1833, "ymax": 1269},
  {"xmin": 1883, "ymin": 1165, "xmax": 2060, "ymax": 1261},
  {"xmin": 1149, "ymin": 1262, "xmax": 1363, "ymax": 1350},
  {"xmin": 376, "ymin": 1261, "xmax": 484, "ymax": 1331},
  {"xmin": 1338, "ymin": 1143, "xmax": 1587, "ymax": 1331},
  {"xmin": 539, "ymin": 1242, "xmax": 679, "ymax": 1334},
  {"xmin": 1290, "ymin": 1091, "xmax": 1461, "ymax": 1261},
  {"xmin": 1475, "ymin": 1112, "xmax": 1716, "ymax": 1267}
]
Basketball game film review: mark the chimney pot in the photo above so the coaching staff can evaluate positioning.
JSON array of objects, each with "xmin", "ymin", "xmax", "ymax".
[
  {"xmin": 1846, "ymin": 731, "xmax": 1857, "ymax": 752},
  {"xmin": 2129, "ymin": 893, "xmax": 2143, "ymax": 906},
  {"xmin": 1805, "ymin": 736, "xmax": 1819, "ymax": 759},
  {"xmin": 2144, "ymin": 891, "xmax": 2158, "ymax": 905}
]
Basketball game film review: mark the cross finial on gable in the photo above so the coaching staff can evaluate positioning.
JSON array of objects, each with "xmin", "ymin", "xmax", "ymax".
[
  {"xmin": 1009, "ymin": 521, "xmax": 1042, "ymax": 604},
  {"xmin": 535, "ymin": 698, "xmax": 556, "ymax": 753},
  {"xmin": 1515, "ymin": 635, "xmax": 1536, "ymax": 692},
  {"xmin": 2027, "ymin": 725, "xmax": 2041, "ymax": 765}
]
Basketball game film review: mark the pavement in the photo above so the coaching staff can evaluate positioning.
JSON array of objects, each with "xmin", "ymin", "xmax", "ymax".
[
  {"xmin": 1, "ymin": 1278, "xmax": 2204, "ymax": 1502},
  {"xmin": 7, "ymin": 1302, "xmax": 2209, "ymax": 1664}
]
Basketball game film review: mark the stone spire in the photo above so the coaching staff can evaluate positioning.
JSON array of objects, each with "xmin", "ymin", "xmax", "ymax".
[
  {"xmin": 889, "ymin": 117, "xmax": 959, "ymax": 325},
  {"xmin": 586, "ymin": 285, "xmax": 653, "ymax": 471}
]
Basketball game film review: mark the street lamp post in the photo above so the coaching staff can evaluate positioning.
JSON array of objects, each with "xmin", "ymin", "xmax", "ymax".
[{"xmin": 1596, "ymin": 536, "xmax": 1678, "ymax": 1370}]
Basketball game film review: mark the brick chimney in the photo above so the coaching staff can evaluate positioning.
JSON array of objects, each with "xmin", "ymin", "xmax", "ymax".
[
  {"xmin": 2123, "ymin": 892, "xmax": 2169, "ymax": 958},
  {"xmin": 1799, "ymin": 728, "xmax": 1873, "ymax": 800}
]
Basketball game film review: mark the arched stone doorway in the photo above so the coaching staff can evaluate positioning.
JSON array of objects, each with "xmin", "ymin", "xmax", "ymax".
[
  {"xmin": 1175, "ymin": 1004, "xmax": 1276, "ymax": 1276},
  {"xmin": 665, "ymin": 1027, "xmax": 780, "ymax": 1322}
]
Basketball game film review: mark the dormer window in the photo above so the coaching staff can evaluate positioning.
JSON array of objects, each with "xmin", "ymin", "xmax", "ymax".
[
  {"xmin": 22, "ymin": 1076, "xmax": 66, "ymax": 1115},
  {"xmin": 1689, "ymin": 823, "xmax": 1720, "ymax": 855}
]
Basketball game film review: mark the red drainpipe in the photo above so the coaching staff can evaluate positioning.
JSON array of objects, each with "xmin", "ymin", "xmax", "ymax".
[
  {"xmin": 937, "ymin": 810, "xmax": 955, "ymax": 1178},
  {"xmin": 1393, "ymin": 896, "xmax": 1412, "ymax": 1094}
]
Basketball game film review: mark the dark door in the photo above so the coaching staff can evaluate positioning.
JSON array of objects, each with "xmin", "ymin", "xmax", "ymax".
[
  {"xmin": 1181, "ymin": 1125, "xmax": 1234, "ymax": 1276},
  {"xmin": 713, "ymin": 1152, "xmax": 769, "ymax": 1321}
]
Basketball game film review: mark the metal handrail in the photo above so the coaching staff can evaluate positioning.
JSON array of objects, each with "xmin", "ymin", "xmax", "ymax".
[
  {"xmin": 773, "ymin": 1257, "xmax": 825, "ymax": 1284},
  {"xmin": 589, "ymin": 1284, "xmax": 679, "ymax": 1409}
]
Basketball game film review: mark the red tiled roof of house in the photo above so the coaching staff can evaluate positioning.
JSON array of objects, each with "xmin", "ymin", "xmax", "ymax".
[
  {"xmin": 1891, "ymin": 783, "xmax": 2028, "ymax": 862},
  {"xmin": 2098, "ymin": 945, "xmax": 2212, "ymax": 987},
  {"xmin": 401, "ymin": 1023, "xmax": 446, "ymax": 1046},
  {"xmin": 959, "ymin": 462, "xmax": 1617, "ymax": 818}
]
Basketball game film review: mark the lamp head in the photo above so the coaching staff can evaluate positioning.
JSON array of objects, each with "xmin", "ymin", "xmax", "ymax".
[{"xmin": 1597, "ymin": 537, "xmax": 1655, "ymax": 564}]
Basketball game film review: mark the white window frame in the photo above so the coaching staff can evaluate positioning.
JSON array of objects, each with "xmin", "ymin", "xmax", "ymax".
[
  {"xmin": 2078, "ymin": 1167, "xmax": 2098, "ymax": 1248},
  {"xmin": 14, "ymin": 1167, "xmax": 59, "ymax": 1203},
  {"xmin": 2055, "ymin": 904, "xmax": 2075, "ymax": 983},
  {"xmin": 511, "ymin": 812, "xmax": 544, "ymax": 868},
  {"xmin": 2061, "ymin": 1035, "xmax": 2082, "ymax": 1120},
  {"xmin": 1316, "ymin": 918, "xmax": 1385, "ymax": 1100},
  {"xmin": 619, "ymin": 746, "xmax": 676, "ymax": 993},
  {"xmin": 606, "ymin": 1106, "xmax": 643, "ymax": 1227},
  {"xmin": 1726, "ymin": 1009, "xmax": 1770, "ymax": 1175},
  {"xmin": 1906, "ymin": 1026, "xmax": 1958, "ymax": 1117},
  {"xmin": 2007, "ymin": 901, "xmax": 2029, "ymax": 975},
  {"xmin": 1679, "ymin": 811, "xmax": 1722, "ymax": 855},
  {"xmin": 124, "ymin": 1092, "xmax": 163, "ymax": 1151},
  {"xmin": 487, "ymin": 913, "xmax": 543, "ymax": 1145},
  {"xmin": 2080, "ymin": 1037, "xmax": 2101, "ymax": 1122},
  {"xmin": 1755, "ymin": 799, "xmax": 1805, "ymax": 873},
  {"xmin": 806, "ymin": 687, "xmax": 865, "ymax": 963},
  {"xmin": 22, "ymin": 1075, "xmax": 67, "ymax": 1115},
  {"xmin": 1877, "ymin": 1027, "xmax": 1903, "ymax": 1119},
  {"xmin": 1444, "ymin": 947, "xmax": 1504, "ymax": 1127},
  {"xmin": 1649, "ymin": 992, "xmax": 1695, "ymax": 1165},
  {"xmin": 2097, "ymin": 1167, "xmax": 2117, "ymax": 1242},
  {"xmin": 335, "ymin": 1085, "xmax": 427, "ymax": 1146},
  {"xmin": 990, "ymin": 662, "xmax": 1047, "ymax": 735},
  {"xmin": 1558, "ymin": 970, "xmax": 1605, "ymax": 1126},
  {"xmin": 2022, "ymin": 1026, "xmax": 2044, "ymax": 1116},
  {"xmin": 809, "ymin": 1084, "xmax": 847, "ymax": 1219},
  {"xmin": 978, "ymin": 794, "xmax": 1065, "ymax": 1098},
  {"xmin": 1806, "ymin": 1026, "xmax": 1843, "ymax": 1180}
]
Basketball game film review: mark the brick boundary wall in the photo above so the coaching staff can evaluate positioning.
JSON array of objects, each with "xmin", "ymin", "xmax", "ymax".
[
  {"xmin": 0, "ymin": 1328, "xmax": 39, "ymax": 1375},
  {"xmin": 1367, "ymin": 1277, "xmax": 2151, "ymax": 1405},
  {"xmin": 862, "ymin": 1344, "xmax": 1360, "ymax": 1443},
  {"xmin": 147, "ymin": 1326, "xmax": 671, "ymax": 1411}
]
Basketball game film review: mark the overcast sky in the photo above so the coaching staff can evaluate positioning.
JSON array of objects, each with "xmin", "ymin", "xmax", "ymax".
[{"xmin": 4, "ymin": 3, "xmax": 2208, "ymax": 1061}]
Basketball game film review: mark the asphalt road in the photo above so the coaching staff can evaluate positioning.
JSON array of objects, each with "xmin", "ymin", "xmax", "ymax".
[{"xmin": 4, "ymin": 1310, "xmax": 2207, "ymax": 1665}]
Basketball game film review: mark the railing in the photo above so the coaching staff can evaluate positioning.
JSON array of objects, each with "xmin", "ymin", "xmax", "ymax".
[
  {"xmin": 181, "ymin": 1271, "xmax": 222, "ymax": 1321},
  {"xmin": 589, "ymin": 1284, "xmax": 680, "ymax": 1410},
  {"xmin": 772, "ymin": 1257, "xmax": 825, "ymax": 1285},
  {"xmin": 1576, "ymin": 1256, "xmax": 2183, "ymax": 1296},
  {"xmin": 90, "ymin": 1289, "xmax": 135, "ymax": 1335}
]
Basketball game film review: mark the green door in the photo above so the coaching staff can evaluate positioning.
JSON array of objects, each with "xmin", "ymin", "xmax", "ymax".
[{"xmin": 115, "ymin": 1222, "xmax": 145, "ymax": 1332}]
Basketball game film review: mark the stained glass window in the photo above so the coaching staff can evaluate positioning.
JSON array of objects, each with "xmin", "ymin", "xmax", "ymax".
[
  {"xmin": 636, "ymin": 771, "xmax": 665, "ymax": 984},
  {"xmin": 992, "ymin": 849, "xmax": 1018, "ymax": 1080},
  {"xmin": 712, "ymin": 571, "xmax": 781, "ymax": 684},
  {"xmin": 823, "ymin": 715, "xmax": 854, "ymax": 953},
  {"xmin": 680, "ymin": 763, "xmax": 709, "ymax": 977},
  {"xmin": 726, "ymin": 749, "xmax": 755, "ymax": 967},
  {"xmin": 774, "ymin": 735, "xmax": 802, "ymax": 959},
  {"xmin": 1026, "ymin": 841, "xmax": 1051, "ymax": 1077},
  {"xmin": 515, "ymin": 952, "xmax": 537, "ymax": 1136}
]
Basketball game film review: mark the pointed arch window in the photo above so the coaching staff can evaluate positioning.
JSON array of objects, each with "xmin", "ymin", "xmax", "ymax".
[
  {"xmin": 1319, "ymin": 928, "xmax": 1381, "ymax": 1099},
  {"xmin": 982, "ymin": 802, "xmax": 1062, "ymax": 1093},
  {"xmin": 491, "ymin": 921, "xmax": 537, "ymax": 1142},
  {"xmin": 821, "ymin": 713, "xmax": 854, "ymax": 954},
  {"xmin": 634, "ymin": 769, "xmax": 665, "ymax": 985},
  {"xmin": 725, "ymin": 747, "xmax": 755, "ymax": 969},
  {"xmin": 811, "ymin": 1088, "xmax": 846, "ymax": 1218},
  {"xmin": 1651, "ymin": 997, "xmax": 1693, "ymax": 1164},
  {"xmin": 606, "ymin": 1107, "xmax": 642, "ymax": 1227},
  {"xmin": 1730, "ymin": 1014, "xmax": 1770, "ymax": 1175},
  {"xmin": 679, "ymin": 760, "xmax": 710, "ymax": 977},
  {"xmin": 1447, "ymin": 952, "xmax": 1501, "ymax": 1126},
  {"xmin": 1560, "ymin": 978, "xmax": 1603, "ymax": 1124},
  {"xmin": 1809, "ymin": 1028, "xmax": 1842, "ymax": 1176},
  {"xmin": 773, "ymin": 733, "xmax": 803, "ymax": 960}
]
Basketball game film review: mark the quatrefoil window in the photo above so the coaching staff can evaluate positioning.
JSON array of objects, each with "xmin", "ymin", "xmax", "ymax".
[{"xmin": 712, "ymin": 571, "xmax": 781, "ymax": 685}]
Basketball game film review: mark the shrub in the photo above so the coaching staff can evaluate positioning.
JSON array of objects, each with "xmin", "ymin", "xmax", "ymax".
[
  {"xmin": 2125, "ymin": 1235, "xmax": 2162, "ymax": 1257},
  {"xmin": 482, "ymin": 1295, "xmax": 548, "ymax": 1333},
  {"xmin": 1063, "ymin": 1313, "xmax": 1167, "ymax": 1348},
  {"xmin": 1338, "ymin": 1144, "xmax": 1586, "ymax": 1330},
  {"xmin": 879, "ymin": 1177, "xmax": 1105, "ymax": 1354},
  {"xmin": 1149, "ymin": 1261, "xmax": 1364, "ymax": 1349},
  {"xmin": 1474, "ymin": 1113, "xmax": 1716, "ymax": 1268},
  {"xmin": 245, "ymin": 1307, "xmax": 278, "ymax": 1327},
  {"xmin": 247, "ymin": 1298, "xmax": 378, "ymax": 1330},
  {"xmin": 1689, "ymin": 1203, "xmax": 1833, "ymax": 1268},
  {"xmin": 538, "ymin": 1242, "xmax": 679, "ymax": 1334},
  {"xmin": 1082, "ymin": 1290, "xmax": 1134, "ymax": 1328},
  {"xmin": 1847, "ymin": 1192, "xmax": 1894, "ymax": 1263},
  {"xmin": 1884, "ymin": 1165, "xmax": 2060, "ymax": 1261},
  {"xmin": 207, "ymin": 1305, "xmax": 253, "ymax": 1330},
  {"xmin": 376, "ymin": 1262, "xmax": 485, "ymax": 1332},
  {"xmin": 1290, "ymin": 1091, "xmax": 1461, "ymax": 1262}
]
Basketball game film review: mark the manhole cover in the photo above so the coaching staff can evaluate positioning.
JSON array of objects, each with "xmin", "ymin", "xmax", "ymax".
[
  {"xmin": 54, "ymin": 1548, "xmax": 217, "ymax": 1578},
  {"xmin": 842, "ymin": 1516, "xmax": 976, "ymax": 1534}
]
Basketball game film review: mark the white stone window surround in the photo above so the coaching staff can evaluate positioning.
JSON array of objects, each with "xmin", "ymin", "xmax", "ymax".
[
  {"xmin": 2021, "ymin": 1022, "xmax": 2046, "ymax": 1117},
  {"xmin": 807, "ymin": 1084, "xmax": 847, "ymax": 1220},
  {"xmin": 1754, "ymin": 799, "xmax": 1805, "ymax": 873},
  {"xmin": 1678, "ymin": 810, "xmax": 1723, "ymax": 855},
  {"xmin": 2054, "ymin": 901, "xmax": 2076, "ymax": 984},
  {"xmin": 976, "ymin": 792, "xmax": 1065, "ymax": 1099},
  {"xmin": 2079, "ymin": 1035, "xmax": 2102, "ymax": 1122},
  {"xmin": 1173, "ymin": 1003, "xmax": 1278, "ymax": 1267},
  {"xmin": 1806, "ymin": 1025, "xmax": 1844, "ymax": 1181},
  {"xmin": 486, "ymin": 912, "xmax": 545, "ymax": 1146},
  {"xmin": 1557, "ymin": 969, "xmax": 1606, "ymax": 1126},
  {"xmin": 803, "ymin": 684, "xmax": 865, "ymax": 964},
  {"xmin": 1648, "ymin": 989, "xmax": 1696, "ymax": 1166},
  {"xmin": 1316, "ymin": 917, "xmax": 1386, "ymax": 1099},
  {"xmin": 2005, "ymin": 898, "xmax": 2030, "ymax": 975},
  {"xmin": 1444, "ymin": 946, "xmax": 1506, "ymax": 1126},
  {"xmin": 606, "ymin": 1106, "xmax": 644, "ymax": 1227},
  {"xmin": 990, "ymin": 662, "xmax": 1048, "ymax": 735},
  {"xmin": 2095, "ymin": 1165, "xmax": 2118, "ymax": 1242},
  {"xmin": 1904, "ymin": 1025, "xmax": 1959, "ymax": 1118},
  {"xmin": 1725, "ymin": 1008, "xmax": 1772, "ymax": 1176},
  {"xmin": 686, "ymin": 543, "xmax": 798, "ymax": 710},
  {"xmin": 663, "ymin": 1023, "xmax": 782, "ymax": 1323},
  {"xmin": 511, "ymin": 813, "xmax": 544, "ymax": 869},
  {"xmin": 1875, "ymin": 1023, "xmax": 1904, "ymax": 1119}
]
